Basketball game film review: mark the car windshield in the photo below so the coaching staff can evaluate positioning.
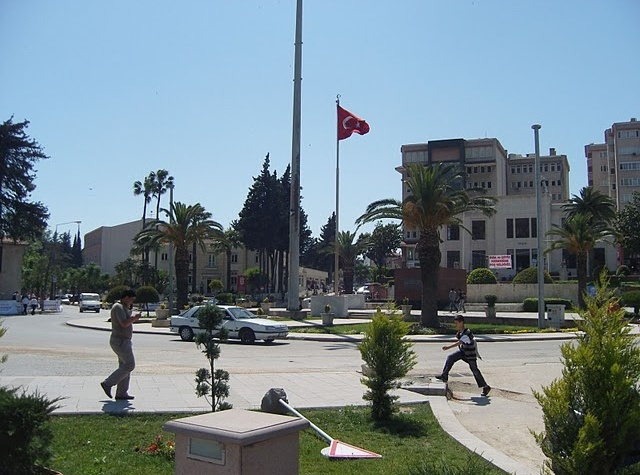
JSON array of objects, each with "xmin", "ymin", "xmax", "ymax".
[
  {"xmin": 226, "ymin": 307, "xmax": 257, "ymax": 320},
  {"xmin": 82, "ymin": 294, "xmax": 100, "ymax": 300}
]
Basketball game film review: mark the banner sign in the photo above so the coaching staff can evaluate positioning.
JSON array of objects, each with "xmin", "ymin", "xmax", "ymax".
[{"xmin": 488, "ymin": 255, "xmax": 512, "ymax": 269}]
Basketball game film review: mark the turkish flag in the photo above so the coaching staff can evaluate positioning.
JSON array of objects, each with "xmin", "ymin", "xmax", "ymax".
[{"xmin": 337, "ymin": 105, "xmax": 370, "ymax": 140}]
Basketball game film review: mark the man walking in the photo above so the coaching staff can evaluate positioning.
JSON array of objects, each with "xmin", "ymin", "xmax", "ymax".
[
  {"xmin": 435, "ymin": 314, "xmax": 491, "ymax": 396},
  {"xmin": 448, "ymin": 288, "xmax": 458, "ymax": 312},
  {"xmin": 100, "ymin": 289, "xmax": 140, "ymax": 400}
]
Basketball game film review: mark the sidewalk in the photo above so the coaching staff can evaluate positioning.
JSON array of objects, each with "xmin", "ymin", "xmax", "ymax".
[{"xmin": 56, "ymin": 311, "xmax": 592, "ymax": 474}]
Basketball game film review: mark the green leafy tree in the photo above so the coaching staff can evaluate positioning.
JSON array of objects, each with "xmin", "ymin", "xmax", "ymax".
[
  {"xmin": 359, "ymin": 309, "xmax": 417, "ymax": 421},
  {"xmin": 208, "ymin": 279, "xmax": 223, "ymax": 295},
  {"xmin": 133, "ymin": 202, "xmax": 223, "ymax": 309},
  {"xmin": 0, "ymin": 117, "xmax": 49, "ymax": 242},
  {"xmin": 534, "ymin": 273, "xmax": 640, "ymax": 474},
  {"xmin": 563, "ymin": 187, "xmax": 617, "ymax": 226},
  {"xmin": 616, "ymin": 191, "xmax": 640, "ymax": 262},
  {"xmin": 106, "ymin": 285, "xmax": 129, "ymax": 304},
  {"xmin": 133, "ymin": 173, "xmax": 155, "ymax": 276},
  {"xmin": 362, "ymin": 222, "xmax": 402, "ymax": 282},
  {"xmin": 357, "ymin": 163, "xmax": 497, "ymax": 328},
  {"xmin": 135, "ymin": 285, "xmax": 160, "ymax": 317},
  {"xmin": 546, "ymin": 213, "xmax": 615, "ymax": 308},
  {"xmin": 194, "ymin": 304, "xmax": 232, "ymax": 412}
]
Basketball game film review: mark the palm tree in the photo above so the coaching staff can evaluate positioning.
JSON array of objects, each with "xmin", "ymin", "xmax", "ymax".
[
  {"xmin": 356, "ymin": 163, "xmax": 497, "ymax": 328},
  {"xmin": 151, "ymin": 170, "xmax": 174, "ymax": 270},
  {"xmin": 212, "ymin": 227, "xmax": 243, "ymax": 291},
  {"xmin": 133, "ymin": 173, "xmax": 156, "ymax": 281},
  {"xmin": 326, "ymin": 230, "xmax": 368, "ymax": 294},
  {"xmin": 563, "ymin": 186, "xmax": 616, "ymax": 225},
  {"xmin": 133, "ymin": 202, "xmax": 223, "ymax": 309},
  {"xmin": 545, "ymin": 213, "xmax": 615, "ymax": 308}
]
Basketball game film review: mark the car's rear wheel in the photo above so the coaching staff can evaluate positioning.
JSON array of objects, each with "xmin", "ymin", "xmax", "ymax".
[
  {"xmin": 179, "ymin": 326, "xmax": 194, "ymax": 342},
  {"xmin": 239, "ymin": 328, "xmax": 256, "ymax": 344}
]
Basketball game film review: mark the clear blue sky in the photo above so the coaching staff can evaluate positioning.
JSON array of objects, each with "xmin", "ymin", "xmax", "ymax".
[{"xmin": 2, "ymin": 0, "xmax": 639, "ymax": 240}]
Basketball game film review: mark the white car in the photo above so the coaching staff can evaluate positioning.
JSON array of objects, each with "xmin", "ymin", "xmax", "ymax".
[
  {"xmin": 170, "ymin": 305, "xmax": 289, "ymax": 344},
  {"xmin": 79, "ymin": 292, "xmax": 101, "ymax": 313}
]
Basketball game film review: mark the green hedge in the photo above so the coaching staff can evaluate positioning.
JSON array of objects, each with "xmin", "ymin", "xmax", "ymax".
[
  {"xmin": 523, "ymin": 297, "xmax": 573, "ymax": 312},
  {"xmin": 466, "ymin": 268, "xmax": 497, "ymax": 284}
]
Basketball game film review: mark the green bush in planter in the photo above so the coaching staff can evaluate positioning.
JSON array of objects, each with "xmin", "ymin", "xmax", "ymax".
[
  {"xmin": 467, "ymin": 268, "xmax": 498, "ymax": 284},
  {"xmin": 617, "ymin": 265, "xmax": 631, "ymax": 276},
  {"xmin": 484, "ymin": 294, "xmax": 498, "ymax": 307},
  {"xmin": 512, "ymin": 266, "xmax": 554, "ymax": 284},
  {"xmin": 136, "ymin": 285, "xmax": 160, "ymax": 316},
  {"xmin": 216, "ymin": 292, "xmax": 235, "ymax": 304}
]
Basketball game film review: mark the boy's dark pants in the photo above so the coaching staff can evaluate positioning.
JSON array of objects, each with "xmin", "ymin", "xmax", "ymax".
[{"xmin": 441, "ymin": 350, "xmax": 487, "ymax": 388}]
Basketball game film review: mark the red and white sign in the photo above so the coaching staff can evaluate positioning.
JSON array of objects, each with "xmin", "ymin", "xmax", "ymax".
[
  {"xmin": 321, "ymin": 439, "xmax": 382, "ymax": 459},
  {"xmin": 489, "ymin": 255, "xmax": 512, "ymax": 269}
]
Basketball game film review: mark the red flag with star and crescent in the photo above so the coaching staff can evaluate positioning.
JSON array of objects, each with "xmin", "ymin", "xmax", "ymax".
[{"xmin": 337, "ymin": 105, "xmax": 370, "ymax": 140}]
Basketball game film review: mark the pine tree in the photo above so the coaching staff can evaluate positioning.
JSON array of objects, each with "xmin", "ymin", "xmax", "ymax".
[{"xmin": 534, "ymin": 272, "xmax": 640, "ymax": 474}]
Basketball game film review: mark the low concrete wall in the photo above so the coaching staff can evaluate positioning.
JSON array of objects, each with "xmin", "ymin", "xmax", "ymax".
[
  {"xmin": 467, "ymin": 283, "xmax": 578, "ymax": 304},
  {"xmin": 310, "ymin": 294, "xmax": 365, "ymax": 318}
]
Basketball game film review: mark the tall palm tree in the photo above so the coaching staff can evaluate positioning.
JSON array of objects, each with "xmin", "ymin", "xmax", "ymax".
[
  {"xmin": 212, "ymin": 227, "xmax": 243, "ymax": 291},
  {"xmin": 133, "ymin": 202, "xmax": 223, "ymax": 309},
  {"xmin": 563, "ymin": 186, "xmax": 617, "ymax": 225},
  {"xmin": 133, "ymin": 173, "xmax": 156, "ymax": 280},
  {"xmin": 545, "ymin": 213, "xmax": 615, "ymax": 308},
  {"xmin": 357, "ymin": 163, "xmax": 497, "ymax": 328},
  {"xmin": 326, "ymin": 230, "xmax": 368, "ymax": 294},
  {"xmin": 152, "ymin": 170, "xmax": 174, "ymax": 270}
]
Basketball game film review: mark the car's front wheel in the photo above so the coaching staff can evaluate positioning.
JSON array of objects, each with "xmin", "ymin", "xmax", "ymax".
[
  {"xmin": 179, "ymin": 326, "xmax": 194, "ymax": 342},
  {"xmin": 239, "ymin": 328, "xmax": 256, "ymax": 344}
]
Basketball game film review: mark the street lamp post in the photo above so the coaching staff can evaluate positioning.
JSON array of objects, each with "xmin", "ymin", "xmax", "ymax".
[{"xmin": 532, "ymin": 125, "xmax": 545, "ymax": 329}]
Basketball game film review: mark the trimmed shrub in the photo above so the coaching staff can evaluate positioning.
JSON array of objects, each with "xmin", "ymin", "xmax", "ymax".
[
  {"xmin": 591, "ymin": 265, "xmax": 610, "ymax": 280},
  {"xmin": 512, "ymin": 266, "xmax": 554, "ymax": 284},
  {"xmin": 105, "ymin": 285, "xmax": 129, "ymax": 304},
  {"xmin": 484, "ymin": 294, "xmax": 497, "ymax": 307},
  {"xmin": 215, "ymin": 292, "xmax": 235, "ymax": 304},
  {"xmin": 136, "ymin": 285, "xmax": 160, "ymax": 316},
  {"xmin": 523, "ymin": 297, "xmax": 573, "ymax": 312},
  {"xmin": 466, "ymin": 268, "xmax": 497, "ymax": 284}
]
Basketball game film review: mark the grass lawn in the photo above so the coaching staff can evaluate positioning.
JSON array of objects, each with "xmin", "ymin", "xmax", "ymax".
[{"xmin": 47, "ymin": 405, "xmax": 506, "ymax": 475}]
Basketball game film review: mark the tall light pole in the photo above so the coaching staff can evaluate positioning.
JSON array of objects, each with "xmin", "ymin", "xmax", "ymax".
[
  {"xmin": 287, "ymin": 0, "xmax": 303, "ymax": 312},
  {"xmin": 532, "ymin": 124, "xmax": 545, "ymax": 328},
  {"xmin": 168, "ymin": 183, "xmax": 175, "ymax": 313}
]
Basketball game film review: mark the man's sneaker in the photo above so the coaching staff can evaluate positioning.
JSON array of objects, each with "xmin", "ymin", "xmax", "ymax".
[
  {"xmin": 482, "ymin": 386, "xmax": 491, "ymax": 397},
  {"xmin": 434, "ymin": 374, "xmax": 447, "ymax": 383}
]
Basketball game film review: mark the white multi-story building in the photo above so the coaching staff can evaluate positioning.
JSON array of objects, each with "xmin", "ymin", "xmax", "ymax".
[{"xmin": 396, "ymin": 137, "xmax": 614, "ymax": 279}]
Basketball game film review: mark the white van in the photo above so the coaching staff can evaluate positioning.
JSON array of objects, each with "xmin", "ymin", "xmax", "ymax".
[{"xmin": 79, "ymin": 293, "xmax": 101, "ymax": 313}]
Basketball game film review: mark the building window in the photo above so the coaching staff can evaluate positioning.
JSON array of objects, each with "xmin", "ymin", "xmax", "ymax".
[
  {"xmin": 255, "ymin": 254, "xmax": 259, "ymax": 263},
  {"xmin": 467, "ymin": 166, "xmax": 472, "ymax": 174},
  {"xmin": 487, "ymin": 181, "xmax": 492, "ymax": 188},
  {"xmin": 447, "ymin": 251, "xmax": 460, "ymax": 268},
  {"xmin": 231, "ymin": 254, "xmax": 238, "ymax": 263},
  {"xmin": 208, "ymin": 254, "xmax": 215, "ymax": 266},
  {"xmin": 189, "ymin": 253, "xmax": 192, "ymax": 262},
  {"xmin": 531, "ymin": 217, "xmax": 537, "ymax": 238},
  {"xmin": 161, "ymin": 252, "xmax": 168, "ymax": 261},
  {"xmin": 506, "ymin": 218, "xmax": 514, "ymax": 239},
  {"xmin": 487, "ymin": 166, "xmax": 492, "ymax": 173},
  {"xmin": 480, "ymin": 166, "xmax": 485, "ymax": 173},
  {"xmin": 515, "ymin": 218, "xmax": 529, "ymax": 238},
  {"xmin": 472, "ymin": 220, "xmax": 486, "ymax": 240},
  {"xmin": 447, "ymin": 225, "xmax": 460, "ymax": 241},
  {"xmin": 231, "ymin": 276, "xmax": 237, "ymax": 285},
  {"xmin": 471, "ymin": 250, "xmax": 486, "ymax": 269}
]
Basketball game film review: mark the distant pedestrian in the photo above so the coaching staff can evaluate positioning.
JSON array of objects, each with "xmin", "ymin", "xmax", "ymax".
[
  {"xmin": 100, "ymin": 289, "xmax": 141, "ymax": 401},
  {"xmin": 448, "ymin": 288, "xmax": 458, "ymax": 312},
  {"xmin": 29, "ymin": 295, "xmax": 38, "ymax": 315},
  {"xmin": 435, "ymin": 314, "xmax": 491, "ymax": 396},
  {"xmin": 21, "ymin": 295, "xmax": 29, "ymax": 315},
  {"xmin": 457, "ymin": 288, "xmax": 466, "ymax": 313}
]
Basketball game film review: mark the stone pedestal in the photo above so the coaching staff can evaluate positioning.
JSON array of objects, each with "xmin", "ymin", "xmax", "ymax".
[{"xmin": 164, "ymin": 409, "xmax": 309, "ymax": 475}]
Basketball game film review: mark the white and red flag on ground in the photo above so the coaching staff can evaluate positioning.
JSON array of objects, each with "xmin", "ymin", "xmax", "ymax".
[{"xmin": 337, "ymin": 105, "xmax": 370, "ymax": 140}]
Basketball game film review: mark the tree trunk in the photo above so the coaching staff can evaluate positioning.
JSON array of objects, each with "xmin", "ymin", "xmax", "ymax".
[
  {"xmin": 175, "ymin": 246, "xmax": 189, "ymax": 310},
  {"xmin": 418, "ymin": 229, "xmax": 441, "ymax": 328},
  {"xmin": 226, "ymin": 249, "xmax": 232, "ymax": 291},
  {"xmin": 577, "ymin": 251, "xmax": 588, "ymax": 309},
  {"xmin": 191, "ymin": 241, "xmax": 197, "ymax": 294}
]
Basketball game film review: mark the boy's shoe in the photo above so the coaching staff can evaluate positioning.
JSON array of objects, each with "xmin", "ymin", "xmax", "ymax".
[
  {"xmin": 434, "ymin": 374, "xmax": 447, "ymax": 382},
  {"xmin": 482, "ymin": 386, "xmax": 491, "ymax": 396},
  {"xmin": 100, "ymin": 382, "xmax": 112, "ymax": 399}
]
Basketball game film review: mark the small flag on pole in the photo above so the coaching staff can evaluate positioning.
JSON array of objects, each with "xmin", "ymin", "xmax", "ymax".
[{"xmin": 337, "ymin": 105, "xmax": 370, "ymax": 140}]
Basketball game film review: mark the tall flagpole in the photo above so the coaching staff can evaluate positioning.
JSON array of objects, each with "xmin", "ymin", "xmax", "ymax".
[
  {"xmin": 287, "ymin": 0, "xmax": 303, "ymax": 311},
  {"xmin": 334, "ymin": 95, "xmax": 341, "ymax": 293}
]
